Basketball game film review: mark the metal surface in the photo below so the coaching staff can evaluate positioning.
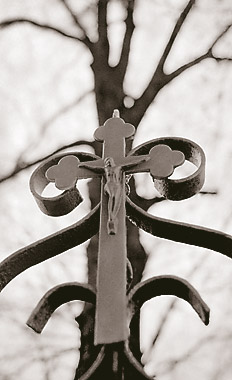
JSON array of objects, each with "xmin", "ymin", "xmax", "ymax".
[
  {"xmin": 27, "ymin": 275, "xmax": 209, "ymax": 380},
  {"xmin": 27, "ymin": 282, "xmax": 96, "ymax": 333},
  {"xmin": 30, "ymin": 151, "xmax": 101, "ymax": 216},
  {"xmin": 128, "ymin": 136, "xmax": 205, "ymax": 200},
  {"xmin": 0, "ymin": 204, "xmax": 100, "ymax": 291},
  {"xmin": 128, "ymin": 275, "xmax": 210, "ymax": 326},
  {"xmin": 126, "ymin": 197, "xmax": 232, "ymax": 259},
  {"xmin": 0, "ymin": 111, "xmax": 231, "ymax": 379}
]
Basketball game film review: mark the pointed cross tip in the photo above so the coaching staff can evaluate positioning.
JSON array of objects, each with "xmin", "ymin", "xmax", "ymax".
[{"xmin": 112, "ymin": 109, "xmax": 120, "ymax": 118}]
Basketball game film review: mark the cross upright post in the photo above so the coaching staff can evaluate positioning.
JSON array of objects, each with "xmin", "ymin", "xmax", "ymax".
[{"xmin": 93, "ymin": 110, "xmax": 134, "ymax": 344}]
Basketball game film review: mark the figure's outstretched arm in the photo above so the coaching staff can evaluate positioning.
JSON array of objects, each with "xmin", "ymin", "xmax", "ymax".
[{"xmin": 78, "ymin": 159, "xmax": 104, "ymax": 173}]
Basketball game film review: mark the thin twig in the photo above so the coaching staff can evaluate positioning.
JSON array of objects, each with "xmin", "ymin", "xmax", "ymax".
[
  {"xmin": 129, "ymin": 0, "xmax": 196, "ymax": 124},
  {"xmin": 168, "ymin": 23, "xmax": 232, "ymax": 80},
  {"xmin": 2, "ymin": 90, "xmax": 93, "ymax": 182},
  {"xmin": 0, "ymin": 18, "xmax": 87, "ymax": 44},
  {"xmin": 210, "ymin": 24, "xmax": 232, "ymax": 50},
  {"xmin": 129, "ymin": 173, "xmax": 217, "ymax": 212},
  {"xmin": 157, "ymin": 0, "xmax": 196, "ymax": 70},
  {"xmin": 166, "ymin": 52, "xmax": 211, "ymax": 80},
  {"xmin": 130, "ymin": 10, "xmax": 232, "ymax": 126},
  {"xmin": 59, "ymin": 0, "xmax": 92, "ymax": 48},
  {"xmin": 0, "ymin": 140, "xmax": 96, "ymax": 184},
  {"xmin": 160, "ymin": 333, "xmax": 216, "ymax": 375},
  {"xmin": 38, "ymin": 91, "xmax": 93, "ymax": 137}
]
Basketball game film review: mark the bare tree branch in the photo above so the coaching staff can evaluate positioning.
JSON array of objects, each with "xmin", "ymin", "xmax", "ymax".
[
  {"xmin": 126, "ymin": 0, "xmax": 196, "ymax": 125},
  {"xmin": 199, "ymin": 190, "xmax": 217, "ymax": 195},
  {"xmin": 167, "ymin": 23, "xmax": 232, "ymax": 80},
  {"xmin": 166, "ymin": 51, "xmax": 210, "ymax": 80},
  {"xmin": 213, "ymin": 56, "xmax": 232, "ymax": 62},
  {"xmin": 162, "ymin": 331, "xmax": 232, "ymax": 375},
  {"xmin": 130, "ymin": 16, "xmax": 232, "ymax": 126},
  {"xmin": 157, "ymin": 0, "xmax": 196, "ymax": 71},
  {"xmin": 129, "ymin": 176, "xmax": 217, "ymax": 213},
  {"xmin": 0, "ymin": 18, "xmax": 89, "ymax": 45},
  {"xmin": 210, "ymin": 23, "xmax": 232, "ymax": 50},
  {"xmin": 96, "ymin": 0, "xmax": 110, "ymax": 61},
  {"xmin": 59, "ymin": 0, "xmax": 93, "ymax": 48},
  {"xmin": 0, "ymin": 140, "xmax": 96, "ymax": 184},
  {"xmin": 160, "ymin": 333, "xmax": 216, "ymax": 375},
  {"xmin": 39, "ymin": 90, "xmax": 93, "ymax": 136},
  {"xmin": 10, "ymin": 90, "xmax": 93, "ymax": 176},
  {"xmin": 115, "ymin": 0, "xmax": 135, "ymax": 81}
]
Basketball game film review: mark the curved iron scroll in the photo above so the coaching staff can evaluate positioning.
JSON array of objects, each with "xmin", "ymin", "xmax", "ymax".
[
  {"xmin": 0, "ymin": 112, "xmax": 231, "ymax": 379},
  {"xmin": 28, "ymin": 282, "xmax": 106, "ymax": 380},
  {"xmin": 26, "ymin": 275, "xmax": 209, "ymax": 380},
  {"xmin": 27, "ymin": 282, "xmax": 96, "ymax": 333},
  {"xmin": 126, "ymin": 197, "xmax": 232, "ymax": 259},
  {"xmin": 128, "ymin": 275, "xmax": 210, "ymax": 325},
  {"xmin": 128, "ymin": 137, "xmax": 205, "ymax": 200},
  {"xmin": 30, "ymin": 151, "xmax": 101, "ymax": 216},
  {"xmin": 0, "ymin": 204, "xmax": 100, "ymax": 291},
  {"xmin": 125, "ymin": 275, "xmax": 210, "ymax": 379},
  {"xmin": 1, "ymin": 194, "xmax": 230, "ymax": 294}
]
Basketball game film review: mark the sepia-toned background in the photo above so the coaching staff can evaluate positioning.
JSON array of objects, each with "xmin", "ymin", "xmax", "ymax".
[{"xmin": 0, "ymin": 1, "xmax": 232, "ymax": 379}]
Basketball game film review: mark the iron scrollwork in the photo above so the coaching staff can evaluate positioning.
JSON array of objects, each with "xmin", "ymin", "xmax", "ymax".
[{"xmin": 0, "ymin": 111, "xmax": 231, "ymax": 379}]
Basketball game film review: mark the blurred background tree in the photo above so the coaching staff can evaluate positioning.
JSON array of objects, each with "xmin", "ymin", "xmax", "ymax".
[{"xmin": 0, "ymin": 0, "xmax": 232, "ymax": 379}]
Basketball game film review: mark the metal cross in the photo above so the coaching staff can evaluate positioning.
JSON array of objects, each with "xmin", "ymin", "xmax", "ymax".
[
  {"xmin": 33, "ymin": 110, "xmax": 185, "ymax": 345},
  {"xmin": 1, "ymin": 110, "xmax": 232, "ymax": 378}
]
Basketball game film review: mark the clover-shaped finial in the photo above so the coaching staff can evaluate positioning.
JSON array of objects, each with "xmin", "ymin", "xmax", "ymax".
[
  {"xmin": 149, "ymin": 144, "xmax": 185, "ymax": 178},
  {"xmin": 46, "ymin": 155, "xmax": 80, "ymax": 190},
  {"xmin": 94, "ymin": 114, "xmax": 135, "ymax": 143}
]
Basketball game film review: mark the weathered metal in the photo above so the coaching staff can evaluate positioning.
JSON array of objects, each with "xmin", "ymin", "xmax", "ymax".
[
  {"xmin": 126, "ymin": 197, "xmax": 232, "ymax": 259},
  {"xmin": 27, "ymin": 282, "xmax": 96, "ymax": 333},
  {"xmin": 128, "ymin": 136, "xmax": 205, "ymax": 200},
  {"xmin": 0, "ymin": 204, "xmax": 100, "ymax": 291},
  {"xmin": 30, "ymin": 151, "xmax": 100, "ymax": 216},
  {"xmin": 27, "ymin": 275, "xmax": 209, "ymax": 379},
  {"xmin": 0, "ymin": 110, "xmax": 231, "ymax": 379}
]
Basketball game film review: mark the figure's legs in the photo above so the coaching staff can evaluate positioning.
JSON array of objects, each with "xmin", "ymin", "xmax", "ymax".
[
  {"xmin": 105, "ymin": 183, "xmax": 122, "ymax": 235},
  {"xmin": 107, "ymin": 195, "xmax": 118, "ymax": 235},
  {"xmin": 107, "ymin": 218, "xmax": 118, "ymax": 235}
]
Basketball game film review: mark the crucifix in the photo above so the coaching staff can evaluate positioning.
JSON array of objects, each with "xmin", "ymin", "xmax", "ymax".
[
  {"xmin": 1, "ymin": 109, "xmax": 232, "ymax": 378},
  {"xmin": 43, "ymin": 110, "xmax": 191, "ymax": 345}
]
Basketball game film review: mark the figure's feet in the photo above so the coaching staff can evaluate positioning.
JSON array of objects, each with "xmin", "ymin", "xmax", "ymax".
[{"xmin": 107, "ymin": 218, "xmax": 118, "ymax": 235}]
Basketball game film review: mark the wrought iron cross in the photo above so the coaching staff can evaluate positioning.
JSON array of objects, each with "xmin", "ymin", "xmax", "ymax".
[
  {"xmin": 44, "ymin": 109, "xmax": 185, "ymax": 345},
  {"xmin": 0, "ymin": 110, "xmax": 232, "ymax": 378}
]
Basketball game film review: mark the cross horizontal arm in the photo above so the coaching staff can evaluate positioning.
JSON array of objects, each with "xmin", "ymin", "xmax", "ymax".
[{"xmin": 77, "ymin": 144, "xmax": 184, "ymax": 179}]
